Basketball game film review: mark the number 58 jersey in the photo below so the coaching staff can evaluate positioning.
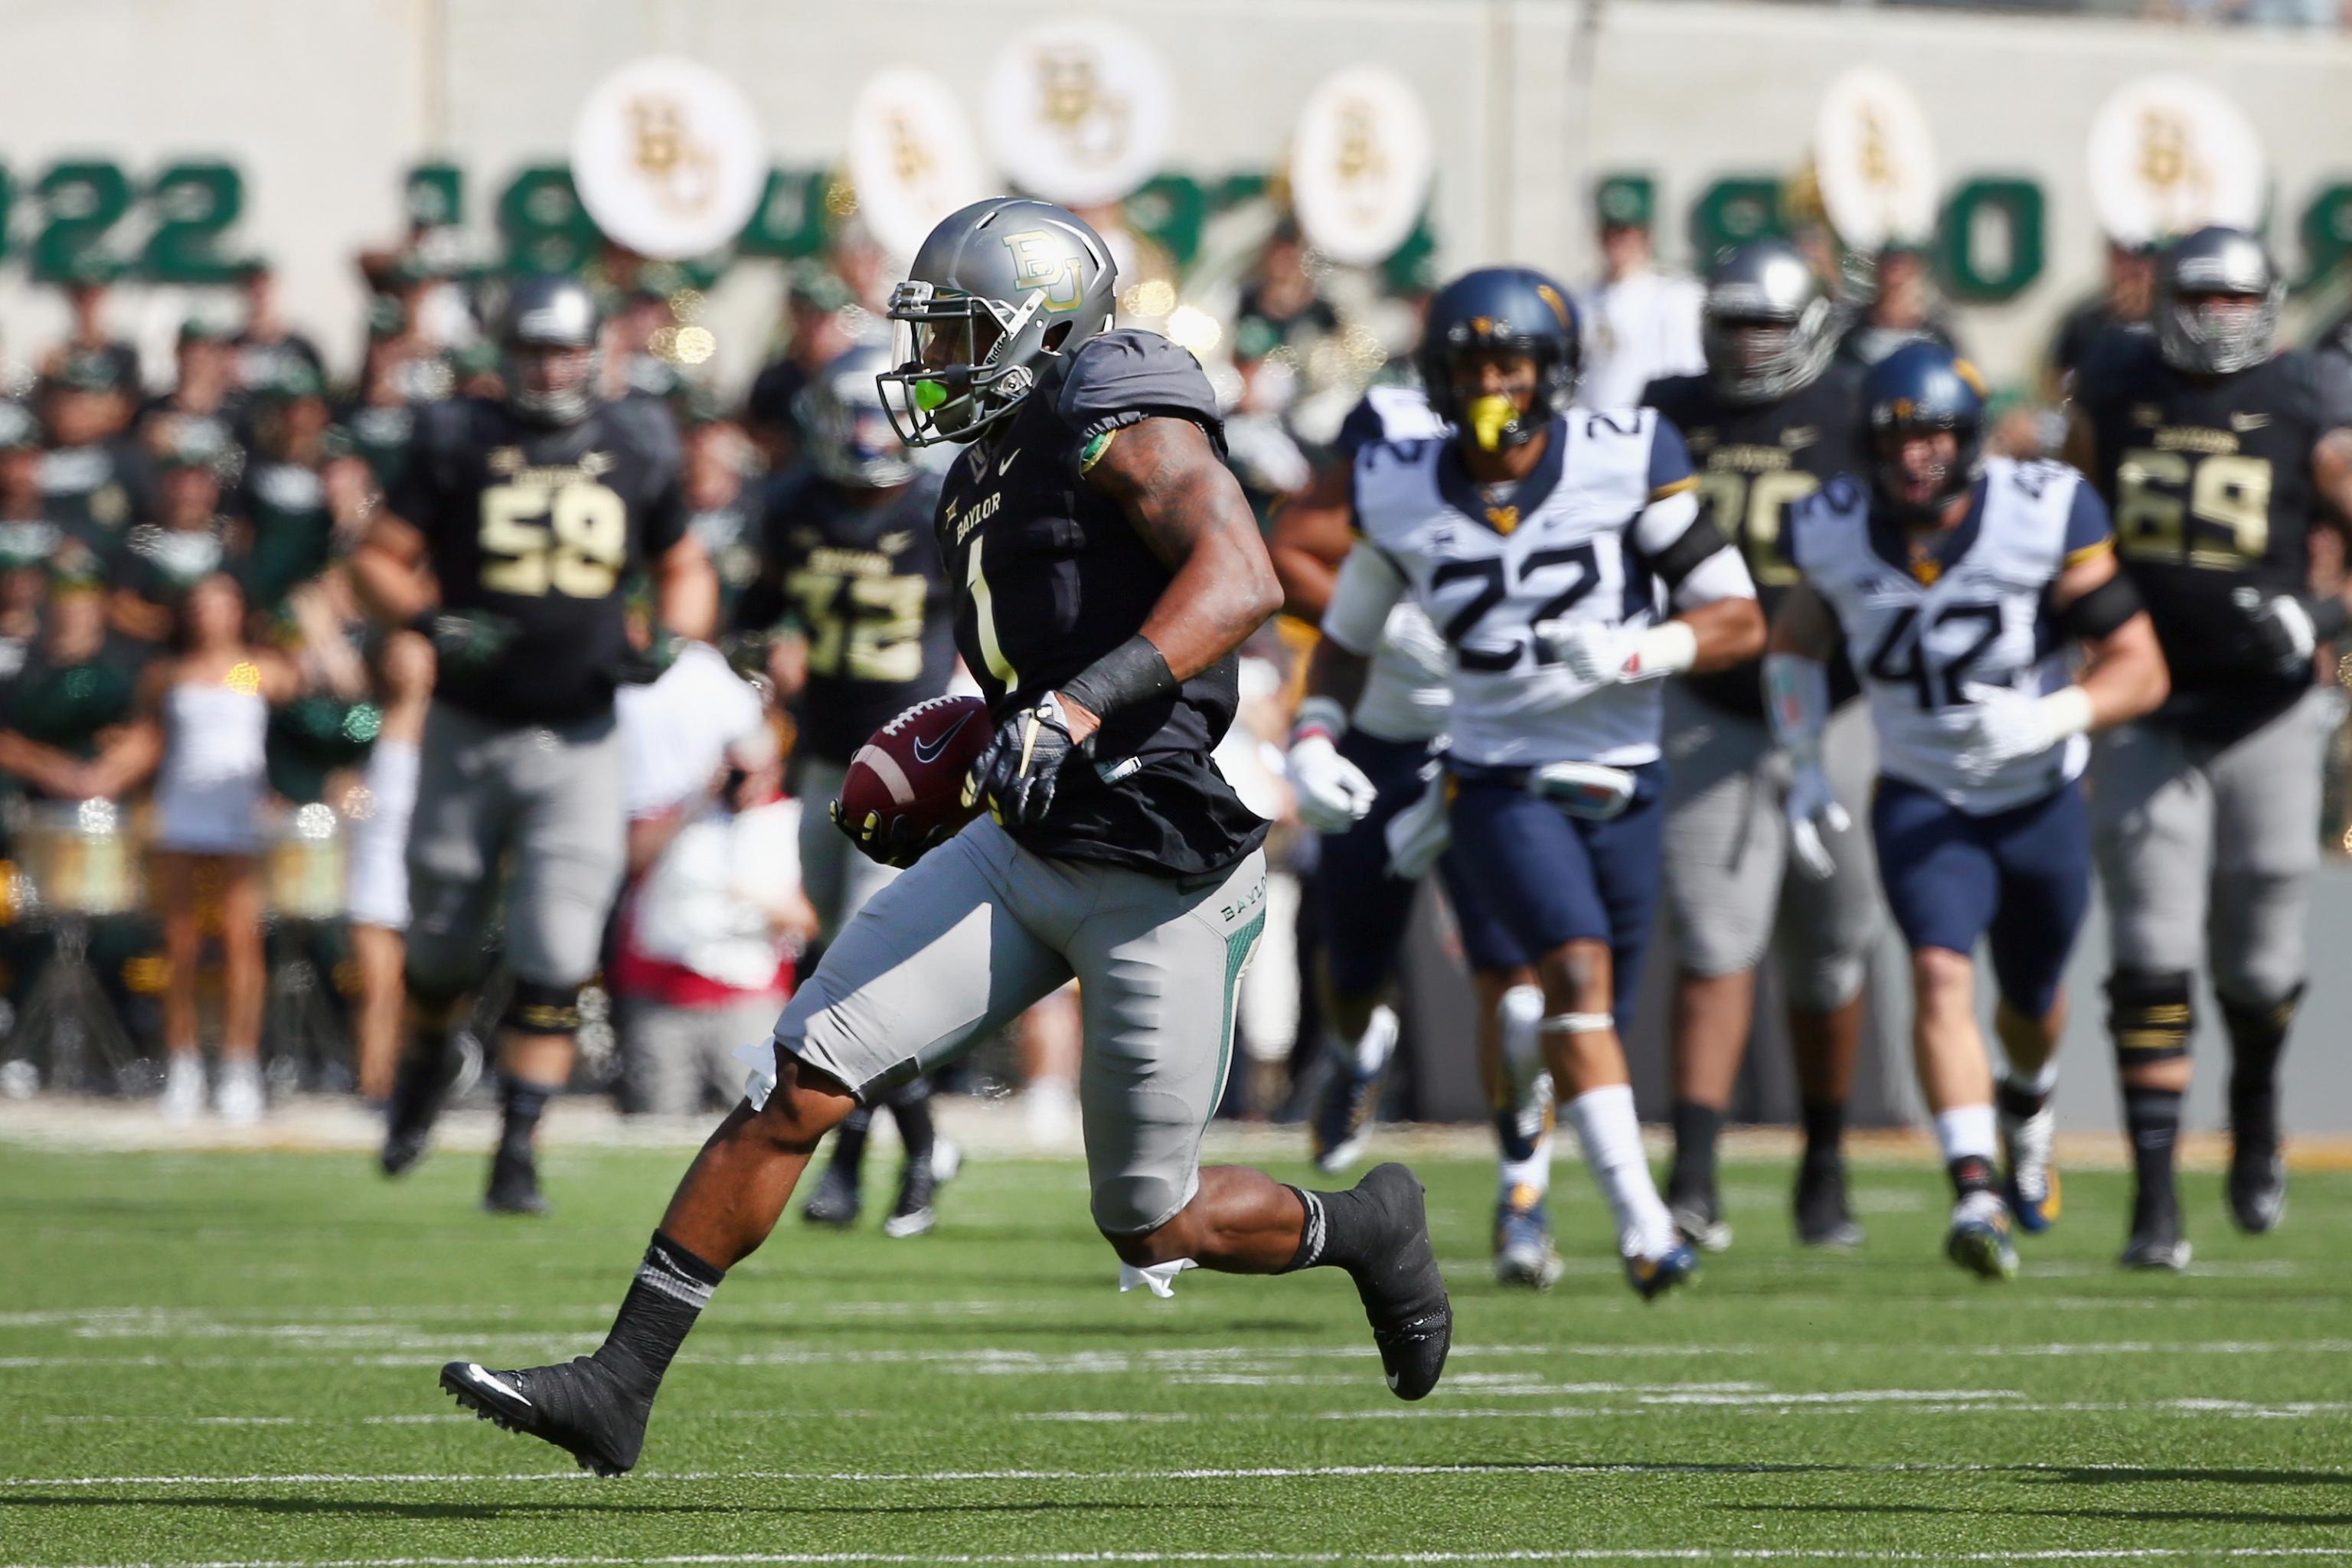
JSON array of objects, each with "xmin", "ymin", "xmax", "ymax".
[
  {"xmin": 1790, "ymin": 456, "xmax": 2108, "ymax": 815},
  {"xmin": 391, "ymin": 394, "xmax": 689, "ymax": 727}
]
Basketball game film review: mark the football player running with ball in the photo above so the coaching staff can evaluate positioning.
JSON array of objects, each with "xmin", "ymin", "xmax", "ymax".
[
  {"xmin": 1771, "ymin": 343, "xmax": 2167, "ymax": 1280},
  {"xmin": 436, "ymin": 200, "xmax": 1452, "ymax": 1478},
  {"xmin": 2064, "ymin": 226, "xmax": 2352, "ymax": 1269},
  {"xmin": 1296, "ymin": 266, "xmax": 1766, "ymax": 1300}
]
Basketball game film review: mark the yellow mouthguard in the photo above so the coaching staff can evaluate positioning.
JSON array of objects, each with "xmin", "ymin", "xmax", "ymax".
[{"xmin": 1468, "ymin": 396, "xmax": 1516, "ymax": 452}]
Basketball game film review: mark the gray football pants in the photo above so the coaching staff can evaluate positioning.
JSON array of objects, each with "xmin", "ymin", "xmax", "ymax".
[
  {"xmin": 2089, "ymin": 689, "xmax": 2327, "ymax": 1008},
  {"xmin": 768, "ymin": 814, "xmax": 1269, "ymax": 1235},
  {"xmin": 797, "ymin": 756, "xmax": 903, "ymax": 942},
  {"xmin": 1659, "ymin": 686, "xmax": 1881, "ymax": 1011},
  {"xmin": 403, "ymin": 700, "xmax": 627, "ymax": 997}
]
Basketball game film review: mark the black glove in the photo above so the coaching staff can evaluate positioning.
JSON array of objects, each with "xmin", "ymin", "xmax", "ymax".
[
  {"xmin": 962, "ymin": 691, "xmax": 1085, "ymax": 828},
  {"xmin": 612, "ymin": 626, "xmax": 688, "ymax": 686},
  {"xmin": 830, "ymin": 798, "xmax": 953, "ymax": 869},
  {"xmin": 2236, "ymin": 587, "xmax": 2348, "ymax": 675},
  {"xmin": 411, "ymin": 608, "xmax": 518, "ymax": 679}
]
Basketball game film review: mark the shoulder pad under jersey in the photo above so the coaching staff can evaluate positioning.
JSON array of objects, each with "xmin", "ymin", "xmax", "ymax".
[{"xmin": 1054, "ymin": 329, "xmax": 1226, "ymax": 455}]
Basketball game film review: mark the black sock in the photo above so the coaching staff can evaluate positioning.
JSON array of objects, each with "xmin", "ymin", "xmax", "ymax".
[
  {"xmin": 1799, "ymin": 1097, "xmax": 1846, "ymax": 1170},
  {"xmin": 2124, "ymin": 1085, "xmax": 2182, "ymax": 1217},
  {"xmin": 1279, "ymin": 1184, "xmax": 1385, "ymax": 1273},
  {"xmin": 889, "ymin": 1093, "xmax": 936, "ymax": 1168},
  {"xmin": 498, "ymin": 1076, "xmax": 552, "ymax": 1158},
  {"xmin": 2220, "ymin": 991, "xmax": 2295, "ymax": 1152},
  {"xmin": 1947, "ymin": 1155, "xmax": 1997, "ymax": 1200},
  {"xmin": 1994, "ymin": 1074, "xmax": 2052, "ymax": 1123},
  {"xmin": 593, "ymin": 1231, "xmax": 724, "ymax": 1398},
  {"xmin": 830, "ymin": 1106, "xmax": 874, "ymax": 1173},
  {"xmin": 1667, "ymin": 1100, "xmax": 1723, "ymax": 1206}
]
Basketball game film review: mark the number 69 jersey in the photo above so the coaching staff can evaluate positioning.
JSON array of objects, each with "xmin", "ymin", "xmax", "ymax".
[
  {"xmin": 1790, "ymin": 456, "xmax": 2109, "ymax": 815},
  {"xmin": 1336, "ymin": 409, "xmax": 1733, "ymax": 769},
  {"xmin": 390, "ymin": 394, "xmax": 689, "ymax": 726}
]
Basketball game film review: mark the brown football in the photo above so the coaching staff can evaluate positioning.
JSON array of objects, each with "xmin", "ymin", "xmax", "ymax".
[{"xmin": 838, "ymin": 694, "xmax": 995, "ymax": 840}]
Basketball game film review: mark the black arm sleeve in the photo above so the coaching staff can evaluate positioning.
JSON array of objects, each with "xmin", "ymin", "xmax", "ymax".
[{"xmin": 2056, "ymin": 570, "xmax": 2144, "ymax": 640}]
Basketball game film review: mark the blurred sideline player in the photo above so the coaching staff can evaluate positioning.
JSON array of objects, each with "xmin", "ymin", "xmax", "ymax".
[
  {"xmin": 1273, "ymin": 381, "xmax": 1560, "ymax": 1289},
  {"xmin": 1772, "ymin": 342, "xmax": 2167, "ymax": 1279},
  {"xmin": 2063, "ymin": 227, "xmax": 2352, "ymax": 1268},
  {"xmin": 1297, "ymin": 266, "xmax": 1765, "ymax": 1298},
  {"xmin": 736, "ymin": 342, "xmax": 959, "ymax": 1237},
  {"xmin": 1641, "ymin": 240, "xmax": 1880, "ymax": 1253},
  {"xmin": 353, "ymin": 274, "xmax": 717, "ymax": 1214},
  {"xmin": 439, "ymin": 199, "xmax": 1452, "ymax": 1478}
]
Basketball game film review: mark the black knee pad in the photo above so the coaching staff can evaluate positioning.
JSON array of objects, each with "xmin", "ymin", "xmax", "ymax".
[
  {"xmin": 501, "ymin": 978, "xmax": 584, "ymax": 1037},
  {"xmin": 403, "ymin": 974, "xmax": 471, "ymax": 1033},
  {"xmin": 2106, "ymin": 969, "xmax": 2193, "ymax": 1067},
  {"xmin": 2216, "ymin": 982, "xmax": 2304, "ymax": 1054}
]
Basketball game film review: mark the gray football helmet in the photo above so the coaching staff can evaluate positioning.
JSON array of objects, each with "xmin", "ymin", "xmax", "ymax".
[
  {"xmin": 1700, "ymin": 240, "xmax": 1836, "ymax": 405},
  {"xmin": 800, "ymin": 343, "xmax": 915, "ymax": 489},
  {"xmin": 2154, "ymin": 226, "xmax": 2280, "ymax": 377},
  {"xmin": 879, "ymin": 198, "xmax": 1116, "ymax": 446},
  {"xmin": 497, "ymin": 273, "xmax": 603, "ymax": 426}
]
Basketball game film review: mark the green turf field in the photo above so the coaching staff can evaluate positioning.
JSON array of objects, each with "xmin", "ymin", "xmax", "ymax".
[{"xmin": 3, "ymin": 1139, "xmax": 2349, "ymax": 1566}]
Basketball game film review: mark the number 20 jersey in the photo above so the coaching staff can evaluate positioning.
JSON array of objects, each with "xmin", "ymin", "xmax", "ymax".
[
  {"xmin": 391, "ymin": 394, "xmax": 688, "ymax": 726},
  {"xmin": 1351, "ymin": 409, "xmax": 1699, "ymax": 769},
  {"xmin": 1791, "ymin": 456, "xmax": 2100, "ymax": 815}
]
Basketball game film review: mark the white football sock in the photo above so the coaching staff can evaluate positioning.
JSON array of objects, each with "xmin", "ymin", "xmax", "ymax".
[
  {"xmin": 1565, "ymin": 1083, "xmax": 1675, "ymax": 1260},
  {"xmin": 1498, "ymin": 1129, "xmax": 1554, "ymax": 1205},
  {"xmin": 1337, "ymin": 1005, "xmax": 1399, "ymax": 1076},
  {"xmin": 1934, "ymin": 1104, "xmax": 1998, "ymax": 1166}
]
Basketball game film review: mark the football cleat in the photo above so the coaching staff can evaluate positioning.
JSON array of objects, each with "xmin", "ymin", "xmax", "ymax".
[
  {"xmin": 1344, "ymin": 1163, "xmax": 1452, "ymax": 1401},
  {"xmin": 1310, "ymin": 1054, "xmax": 1385, "ymax": 1175},
  {"xmin": 1625, "ymin": 1242, "xmax": 1699, "ymax": 1302},
  {"xmin": 882, "ymin": 1153, "xmax": 937, "ymax": 1239},
  {"xmin": 929, "ymin": 1133, "xmax": 964, "ymax": 1187},
  {"xmin": 1670, "ymin": 1191, "xmax": 1733, "ymax": 1254},
  {"xmin": 380, "ymin": 1034, "xmax": 462, "ymax": 1178},
  {"xmin": 800, "ymin": 1160, "xmax": 861, "ymax": 1228},
  {"xmin": 2226, "ymin": 1144, "xmax": 2286, "ymax": 1235},
  {"xmin": 1491, "ymin": 1187, "xmax": 1564, "ymax": 1290},
  {"xmin": 482, "ymin": 1148, "xmax": 547, "ymax": 1216},
  {"xmin": 1793, "ymin": 1158, "xmax": 1864, "ymax": 1250},
  {"xmin": 2121, "ymin": 1201, "xmax": 2193, "ymax": 1272},
  {"xmin": 1945, "ymin": 1191, "xmax": 2018, "ymax": 1281},
  {"xmin": 2000, "ymin": 1103, "xmax": 2061, "ymax": 1233},
  {"xmin": 440, "ymin": 1357, "xmax": 648, "ymax": 1477}
]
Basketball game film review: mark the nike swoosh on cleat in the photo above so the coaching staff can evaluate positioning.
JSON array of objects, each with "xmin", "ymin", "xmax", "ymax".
[
  {"xmin": 1386, "ymin": 1371, "xmax": 1400, "ymax": 1390},
  {"xmin": 911, "ymin": 711, "xmax": 978, "ymax": 765},
  {"xmin": 470, "ymin": 1364, "xmax": 530, "ymax": 1407}
]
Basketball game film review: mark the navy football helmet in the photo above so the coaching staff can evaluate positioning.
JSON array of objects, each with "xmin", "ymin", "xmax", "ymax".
[
  {"xmin": 1860, "ymin": 341, "xmax": 1987, "ymax": 521},
  {"xmin": 1416, "ymin": 266, "xmax": 1580, "ymax": 452}
]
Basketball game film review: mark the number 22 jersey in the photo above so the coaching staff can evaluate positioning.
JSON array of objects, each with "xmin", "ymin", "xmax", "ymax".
[
  {"xmin": 390, "ymin": 394, "xmax": 688, "ymax": 726},
  {"xmin": 1789, "ymin": 456, "xmax": 2112, "ymax": 815}
]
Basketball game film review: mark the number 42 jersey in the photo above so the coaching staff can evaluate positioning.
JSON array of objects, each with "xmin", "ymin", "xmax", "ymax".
[{"xmin": 1790, "ymin": 456, "xmax": 2112, "ymax": 815}]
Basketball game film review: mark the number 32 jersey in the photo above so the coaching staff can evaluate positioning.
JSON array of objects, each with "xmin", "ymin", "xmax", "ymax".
[
  {"xmin": 1350, "ymin": 409, "xmax": 1704, "ymax": 769},
  {"xmin": 391, "ymin": 395, "xmax": 688, "ymax": 726},
  {"xmin": 1791, "ymin": 456, "xmax": 2111, "ymax": 815}
]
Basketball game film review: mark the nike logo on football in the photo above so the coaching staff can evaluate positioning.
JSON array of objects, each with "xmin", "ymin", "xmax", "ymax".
[
  {"xmin": 911, "ymin": 710, "xmax": 978, "ymax": 765},
  {"xmin": 998, "ymin": 449, "xmax": 1022, "ymax": 477}
]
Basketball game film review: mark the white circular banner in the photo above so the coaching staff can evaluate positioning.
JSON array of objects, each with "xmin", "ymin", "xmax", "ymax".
[
  {"xmin": 1813, "ymin": 67, "xmax": 1939, "ymax": 252},
  {"xmin": 983, "ymin": 19, "xmax": 1171, "ymax": 209},
  {"xmin": 2087, "ymin": 75, "xmax": 2266, "ymax": 249},
  {"xmin": 1289, "ymin": 66, "xmax": 1434, "ymax": 266},
  {"xmin": 571, "ymin": 57, "xmax": 769, "ymax": 260},
  {"xmin": 847, "ymin": 69, "xmax": 994, "ymax": 261}
]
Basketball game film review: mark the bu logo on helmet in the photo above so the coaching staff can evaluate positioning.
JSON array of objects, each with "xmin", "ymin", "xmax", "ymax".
[{"xmin": 1003, "ymin": 230, "xmax": 1084, "ymax": 311}]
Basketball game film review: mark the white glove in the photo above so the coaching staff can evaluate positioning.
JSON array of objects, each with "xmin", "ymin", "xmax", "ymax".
[
  {"xmin": 1383, "ymin": 773, "xmax": 1452, "ymax": 878},
  {"xmin": 1537, "ymin": 619, "xmax": 1697, "ymax": 685},
  {"xmin": 1287, "ymin": 733, "xmax": 1378, "ymax": 832},
  {"xmin": 1958, "ymin": 684, "xmax": 2093, "ymax": 779},
  {"xmin": 1784, "ymin": 762, "xmax": 1850, "ymax": 882}
]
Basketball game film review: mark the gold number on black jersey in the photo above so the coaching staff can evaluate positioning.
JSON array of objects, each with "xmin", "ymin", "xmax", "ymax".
[
  {"xmin": 2114, "ymin": 449, "xmax": 2272, "ymax": 569},
  {"xmin": 478, "ymin": 480, "xmax": 627, "ymax": 597},
  {"xmin": 1692, "ymin": 469, "xmax": 1818, "ymax": 589},
  {"xmin": 786, "ymin": 569, "xmax": 928, "ymax": 681}
]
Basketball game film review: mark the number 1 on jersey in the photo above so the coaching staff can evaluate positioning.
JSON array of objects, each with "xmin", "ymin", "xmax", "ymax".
[{"xmin": 965, "ymin": 534, "xmax": 1018, "ymax": 690}]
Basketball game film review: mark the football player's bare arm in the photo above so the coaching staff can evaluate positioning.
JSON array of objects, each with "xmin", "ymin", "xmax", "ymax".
[
  {"xmin": 1073, "ymin": 415, "xmax": 1283, "ymax": 743},
  {"xmin": 1266, "ymin": 460, "xmax": 1354, "ymax": 620},
  {"xmin": 2059, "ymin": 407, "xmax": 2099, "ymax": 477},
  {"xmin": 70, "ymin": 664, "xmax": 168, "ymax": 802},
  {"xmin": 1767, "ymin": 580, "xmax": 1841, "ymax": 662},
  {"xmin": 2050, "ymin": 547, "xmax": 2169, "ymax": 728},
  {"xmin": 350, "ymin": 511, "xmax": 436, "ymax": 625},
  {"xmin": 2311, "ymin": 430, "xmax": 2352, "ymax": 612},
  {"xmin": 1303, "ymin": 635, "xmax": 1371, "ymax": 719},
  {"xmin": 652, "ymin": 532, "xmax": 720, "ymax": 643},
  {"xmin": 0, "ymin": 730, "xmax": 89, "ymax": 798},
  {"xmin": 1676, "ymin": 593, "xmax": 1766, "ymax": 673}
]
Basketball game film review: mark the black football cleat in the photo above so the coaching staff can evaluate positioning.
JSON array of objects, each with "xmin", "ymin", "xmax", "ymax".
[
  {"xmin": 1794, "ymin": 1158, "xmax": 1864, "ymax": 1250},
  {"xmin": 482, "ymin": 1148, "xmax": 547, "ymax": 1215},
  {"xmin": 380, "ymin": 1035, "xmax": 461, "ymax": 1178},
  {"xmin": 2121, "ymin": 1200, "xmax": 2192, "ymax": 1272},
  {"xmin": 882, "ymin": 1154, "xmax": 937, "ymax": 1239},
  {"xmin": 801, "ymin": 1160, "xmax": 862, "ymax": 1227},
  {"xmin": 1669, "ymin": 1188, "xmax": 1733, "ymax": 1254},
  {"xmin": 2226, "ymin": 1143, "xmax": 2287, "ymax": 1235},
  {"xmin": 1344, "ymin": 1163, "xmax": 1452, "ymax": 1401},
  {"xmin": 440, "ymin": 1357, "xmax": 648, "ymax": 1477}
]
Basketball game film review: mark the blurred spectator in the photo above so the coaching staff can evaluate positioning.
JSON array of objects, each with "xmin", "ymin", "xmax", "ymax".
[
  {"xmin": 1576, "ymin": 177, "xmax": 1705, "ymax": 410},
  {"xmin": 39, "ymin": 351, "xmax": 151, "ymax": 553},
  {"xmin": 744, "ymin": 263, "xmax": 858, "ymax": 472},
  {"xmin": 1835, "ymin": 243, "xmax": 1962, "ymax": 368},
  {"xmin": 0, "ymin": 555, "xmax": 136, "ymax": 806},
  {"xmin": 111, "ymin": 430, "xmax": 239, "ymax": 645},
  {"xmin": 0, "ymin": 403, "xmax": 50, "ymax": 530},
  {"xmin": 232, "ymin": 263, "xmax": 327, "ymax": 397},
  {"xmin": 1236, "ymin": 220, "xmax": 1340, "ymax": 359},
  {"xmin": 610, "ymin": 724, "xmax": 815, "ymax": 1116},
  {"xmin": 51, "ymin": 266, "xmax": 142, "ymax": 394},
  {"xmin": 135, "ymin": 319, "xmax": 244, "ymax": 468},
  {"xmin": 77, "ymin": 573, "xmax": 301, "ymax": 1123},
  {"xmin": 1221, "ymin": 318, "xmax": 1314, "ymax": 528},
  {"xmin": 343, "ymin": 628, "xmax": 432, "ymax": 1104},
  {"xmin": 675, "ymin": 387, "xmax": 764, "ymax": 618},
  {"xmin": 2047, "ymin": 240, "xmax": 2156, "ymax": 397},
  {"xmin": 235, "ymin": 364, "xmax": 341, "ymax": 611},
  {"xmin": 340, "ymin": 336, "xmax": 421, "ymax": 495}
]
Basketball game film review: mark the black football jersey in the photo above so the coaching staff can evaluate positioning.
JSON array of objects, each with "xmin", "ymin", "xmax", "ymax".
[
  {"xmin": 935, "ymin": 329, "xmax": 1268, "ymax": 877},
  {"xmin": 387, "ymin": 396, "xmax": 688, "ymax": 726},
  {"xmin": 743, "ymin": 466, "xmax": 955, "ymax": 766},
  {"xmin": 1644, "ymin": 364, "xmax": 1867, "ymax": 718},
  {"xmin": 2073, "ymin": 335, "xmax": 2335, "ymax": 740}
]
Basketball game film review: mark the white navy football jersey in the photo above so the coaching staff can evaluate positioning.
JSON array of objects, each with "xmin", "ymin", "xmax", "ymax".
[
  {"xmin": 1336, "ymin": 385, "xmax": 1452, "ymax": 744},
  {"xmin": 1792, "ymin": 456, "xmax": 2109, "ymax": 815},
  {"xmin": 1349, "ymin": 408, "xmax": 1700, "ymax": 768}
]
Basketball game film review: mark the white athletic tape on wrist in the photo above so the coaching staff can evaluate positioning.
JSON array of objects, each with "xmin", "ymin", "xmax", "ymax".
[
  {"xmin": 1292, "ymin": 694, "xmax": 1350, "ymax": 744},
  {"xmin": 1117, "ymin": 1258, "xmax": 1197, "ymax": 1298},
  {"xmin": 2039, "ymin": 684, "xmax": 2095, "ymax": 743},
  {"xmin": 1538, "ymin": 1012, "xmax": 1614, "ymax": 1034}
]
